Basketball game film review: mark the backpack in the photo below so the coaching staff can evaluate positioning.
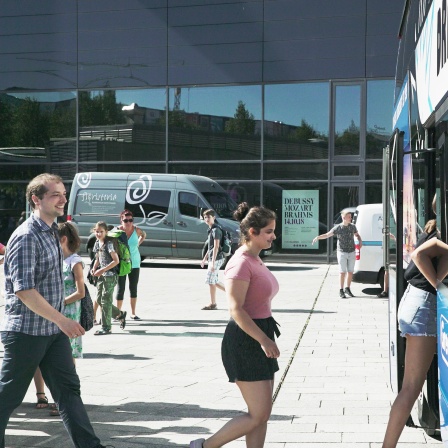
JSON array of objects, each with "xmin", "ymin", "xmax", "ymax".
[
  {"xmin": 214, "ymin": 223, "xmax": 232, "ymax": 257},
  {"xmin": 107, "ymin": 229, "xmax": 132, "ymax": 276}
]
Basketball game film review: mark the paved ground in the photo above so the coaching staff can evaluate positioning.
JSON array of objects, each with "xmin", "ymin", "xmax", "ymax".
[{"xmin": 0, "ymin": 258, "xmax": 442, "ymax": 447}]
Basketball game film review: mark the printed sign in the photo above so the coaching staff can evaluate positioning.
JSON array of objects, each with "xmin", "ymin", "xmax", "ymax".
[{"xmin": 282, "ymin": 190, "xmax": 319, "ymax": 249}]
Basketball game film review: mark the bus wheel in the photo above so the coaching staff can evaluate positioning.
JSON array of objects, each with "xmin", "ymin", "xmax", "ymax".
[{"xmin": 378, "ymin": 269, "xmax": 385, "ymax": 290}]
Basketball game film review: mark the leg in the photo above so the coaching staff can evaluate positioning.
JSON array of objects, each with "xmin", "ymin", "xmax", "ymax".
[
  {"xmin": 34, "ymin": 367, "xmax": 49, "ymax": 408},
  {"xmin": 382, "ymin": 335, "xmax": 436, "ymax": 448},
  {"xmin": 0, "ymin": 332, "xmax": 49, "ymax": 448},
  {"xmin": 339, "ymin": 272, "xmax": 346, "ymax": 289},
  {"xmin": 128, "ymin": 268, "xmax": 140, "ymax": 317},
  {"xmin": 93, "ymin": 301, "xmax": 100, "ymax": 322},
  {"xmin": 40, "ymin": 333, "xmax": 101, "ymax": 448},
  {"xmin": 346, "ymin": 271, "xmax": 353, "ymax": 288},
  {"xmin": 99, "ymin": 276, "xmax": 117, "ymax": 331},
  {"xmin": 209, "ymin": 284, "xmax": 217, "ymax": 305},
  {"xmin": 345, "ymin": 252, "xmax": 355, "ymax": 289},
  {"xmin": 115, "ymin": 274, "xmax": 126, "ymax": 311},
  {"xmin": 216, "ymin": 282, "xmax": 225, "ymax": 292},
  {"xmin": 203, "ymin": 380, "xmax": 274, "ymax": 448}
]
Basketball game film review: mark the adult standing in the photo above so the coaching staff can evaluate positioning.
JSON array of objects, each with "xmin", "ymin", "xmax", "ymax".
[
  {"xmin": 382, "ymin": 219, "xmax": 440, "ymax": 447},
  {"xmin": 115, "ymin": 209, "xmax": 146, "ymax": 320},
  {"xmin": 190, "ymin": 202, "xmax": 280, "ymax": 448},
  {"xmin": 0, "ymin": 173, "xmax": 106, "ymax": 448},
  {"xmin": 312, "ymin": 209, "xmax": 362, "ymax": 298}
]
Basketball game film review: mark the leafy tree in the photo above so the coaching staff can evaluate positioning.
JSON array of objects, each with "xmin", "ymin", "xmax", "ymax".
[
  {"xmin": 0, "ymin": 98, "xmax": 12, "ymax": 147},
  {"xmin": 294, "ymin": 119, "xmax": 319, "ymax": 142},
  {"xmin": 11, "ymin": 97, "xmax": 50, "ymax": 147},
  {"xmin": 225, "ymin": 101, "xmax": 255, "ymax": 135},
  {"xmin": 79, "ymin": 90, "xmax": 125, "ymax": 127},
  {"xmin": 335, "ymin": 119, "xmax": 360, "ymax": 154}
]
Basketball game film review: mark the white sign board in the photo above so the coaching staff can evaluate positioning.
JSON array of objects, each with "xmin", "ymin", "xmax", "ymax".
[{"xmin": 282, "ymin": 190, "xmax": 319, "ymax": 249}]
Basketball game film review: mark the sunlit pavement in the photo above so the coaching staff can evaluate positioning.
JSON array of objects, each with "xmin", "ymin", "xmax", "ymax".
[{"xmin": 0, "ymin": 259, "xmax": 441, "ymax": 447}]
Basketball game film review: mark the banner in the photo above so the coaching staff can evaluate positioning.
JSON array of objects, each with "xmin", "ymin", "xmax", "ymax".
[{"xmin": 282, "ymin": 190, "xmax": 319, "ymax": 249}]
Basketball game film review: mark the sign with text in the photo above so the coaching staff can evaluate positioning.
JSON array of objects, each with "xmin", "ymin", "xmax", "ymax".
[{"xmin": 282, "ymin": 190, "xmax": 319, "ymax": 249}]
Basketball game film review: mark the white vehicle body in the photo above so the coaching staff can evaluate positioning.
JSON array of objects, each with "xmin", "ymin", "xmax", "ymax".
[{"xmin": 352, "ymin": 203, "xmax": 384, "ymax": 288}]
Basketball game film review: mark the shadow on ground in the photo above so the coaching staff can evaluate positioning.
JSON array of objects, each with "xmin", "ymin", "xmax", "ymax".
[{"xmin": 9, "ymin": 400, "xmax": 292, "ymax": 447}]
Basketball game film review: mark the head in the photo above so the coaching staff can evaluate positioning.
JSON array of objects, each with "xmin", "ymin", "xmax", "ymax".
[
  {"xmin": 26, "ymin": 173, "xmax": 64, "ymax": 211},
  {"xmin": 92, "ymin": 221, "xmax": 109, "ymax": 241},
  {"xmin": 58, "ymin": 222, "xmax": 81, "ymax": 253},
  {"xmin": 202, "ymin": 209, "xmax": 216, "ymax": 227},
  {"xmin": 233, "ymin": 202, "xmax": 277, "ymax": 245},
  {"xmin": 341, "ymin": 210, "xmax": 352, "ymax": 224},
  {"xmin": 120, "ymin": 209, "xmax": 134, "ymax": 226}
]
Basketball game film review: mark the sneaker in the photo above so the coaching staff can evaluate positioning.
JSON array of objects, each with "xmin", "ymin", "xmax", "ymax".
[
  {"xmin": 130, "ymin": 315, "xmax": 141, "ymax": 320},
  {"xmin": 339, "ymin": 289, "xmax": 346, "ymax": 298},
  {"xmin": 344, "ymin": 287, "xmax": 355, "ymax": 298},
  {"xmin": 190, "ymin": 439, "xmax": 205, "ymax": 448},
  {"xmin": 118, "ymin": 311, "xmax": 127, "ymax": 330}
]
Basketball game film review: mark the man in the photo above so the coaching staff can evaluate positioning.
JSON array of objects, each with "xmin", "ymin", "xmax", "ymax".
[
  {"xmin": 200, "ymin": 209, "xmax": 225, "ymax": 310},
  {"xmin": 312, "ymin": 209, "xmax": 363, "ymax": 298},
  {"xmin": 0, "ymin": 173, "xmax": 107, "ymax": 448}
]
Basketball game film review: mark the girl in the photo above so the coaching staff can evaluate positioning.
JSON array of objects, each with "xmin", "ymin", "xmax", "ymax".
[
  {"xmin": 91, "ymin": 221, "xmax": 126, "ymax": 335},
  {"xmin": 34, "ymin": 222, "xmax": 86, "ymax": 416},
  {"xmin": 190, "ymin": 202, "xmax": 280, "ymax": 448},
  {"xmin": 59, "ymin": 222, "xmax": 85, "ymax": 359},
  {"xmin": 382, "ymin": 219, "xmax": 439, "ymax": 447}
]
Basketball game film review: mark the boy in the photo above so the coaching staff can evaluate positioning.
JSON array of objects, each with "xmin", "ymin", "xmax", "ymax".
[
  {"xmin": 312, "ymin": 209, "xmax": 362, "ymax": 298},
  {"xmin": 200, "ymin": 209, "xmax": 225, "ymax": 309}
]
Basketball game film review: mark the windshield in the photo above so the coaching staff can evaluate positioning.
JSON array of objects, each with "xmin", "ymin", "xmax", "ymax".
[{"xmin": 201, "ymin": 192, "xmax": 237, "ymax": 219}]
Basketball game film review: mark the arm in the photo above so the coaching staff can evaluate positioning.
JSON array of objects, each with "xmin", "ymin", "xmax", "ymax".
[
  {"xmin": 227, "ymin": 279, "xmax": 280, "ymax": 359},
  {"xmin": 64, "ymin": 262, "xmax": 85, "ymax": 305},
  {"xmin": 136, "ymin": 227, "xmax": 146, "ymax": 246},
  {"xmin": 16, "ymin": 289, "xmax": 85, "ymax": 337},
  {"xmin": 411, "ymin": 239, "xmax": 448, "ymax": 288},
  {"xmin": 209, "ymin": 238, "xmax": 220, "ymax": 272},
  {"xmin": 312, "ymin": 229, "xmax": 334, "ymax": 245},
  {"xmin": 355, "ymin": 232, "xmax": 362, "ymax": 249}
]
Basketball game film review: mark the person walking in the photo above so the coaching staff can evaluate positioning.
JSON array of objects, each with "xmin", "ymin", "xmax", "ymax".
[
  {"xmin": 115, "ymin": 209, "xmax": 146, "ymax": 320},
  {"xmin": 312, "ymin": 209, "xmax": 362, "ymax": 298},
  {"xmin": 190, "ymin": 202, "xmax": 280, "ymax": 448},
  {"xmin": 91, "ymin": 221, "xmax": 127, "ymax": 335},
  {"xmin": 382, "ymin": 219, "xmax": 439, "ymax": 447},
  {"xmin": 0, "ymin": 173, "xmax": 108, "ymax": 448},
  {"xmin": 200, "ymin": 209, "xmax": 226, "ymax": 310}
]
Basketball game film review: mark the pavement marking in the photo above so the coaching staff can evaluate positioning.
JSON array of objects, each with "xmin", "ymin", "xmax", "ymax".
[{"xmin": 272, "ymin": 264, "xmax": 331, "ymax": 403}]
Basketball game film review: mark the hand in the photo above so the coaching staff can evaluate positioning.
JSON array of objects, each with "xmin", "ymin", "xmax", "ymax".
[
  {"xmin": 200, "ymin": 260, "xmax": 205, "ymax": 268},
  {"xmin": 261, "ymin": 338, "xmax": 280, "ymax": 359},
  {"xmin": 93, "ymin": 268, "xmax": 103, "ymax": 277},
  {"xmin": 210, "ymin": 265, "xmax": 215, "ymax": 272},
  {"xmin": 58, "ymin": 316, "xmax": 85, "ymax": 339},
  {"xmin": 312, "ymin": 237, "xmax": 317, "ymax": 245}
]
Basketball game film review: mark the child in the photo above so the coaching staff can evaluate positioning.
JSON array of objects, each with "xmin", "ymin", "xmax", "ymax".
[
  {"xmin": 58, "ymin": 222, "xmax": 85, "ymax": 359},
  {"xmin": 33, "ymin": 222, "xmax": 87, "ymax": 416},
  {"xmin": 200, "ymin": 209, "xmax": 225, "ymax": 310},
  {"xmin": 91, "ymin": 221, "xmax": 126, "ymax": 335}
]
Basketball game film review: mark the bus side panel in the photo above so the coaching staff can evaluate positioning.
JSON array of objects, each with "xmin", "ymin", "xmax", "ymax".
[{"xmin": 438, "ymin": 284, "xmax": 448, "ymax": 444}]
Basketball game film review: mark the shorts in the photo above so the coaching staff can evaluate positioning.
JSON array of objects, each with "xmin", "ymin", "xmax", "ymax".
[
  {"xmin": 205, "ymin": 257, "xmax": 225, "ymax": 284},
  {"xmin": 337, "ymin": 251, "xmax": 356, "ymax": 273},
  {"xmin": 398, "ymin": 284, "xmax": 437, "ymax": 337},
  {"xmin": 221, "ymin": 317, "xmax": 280, "ymax": 382}
]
